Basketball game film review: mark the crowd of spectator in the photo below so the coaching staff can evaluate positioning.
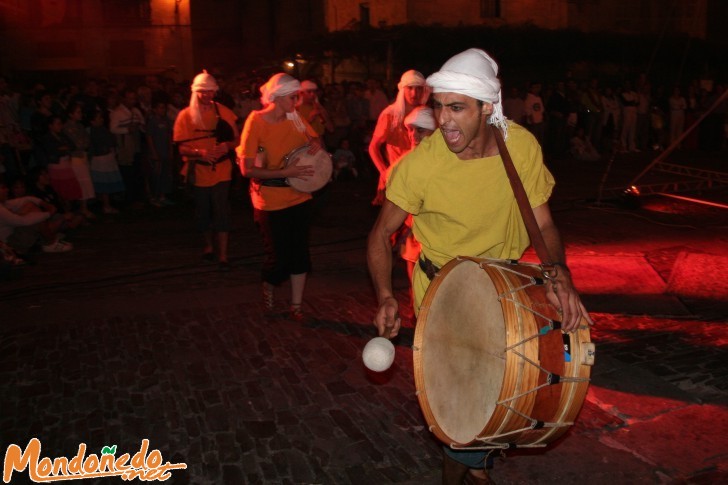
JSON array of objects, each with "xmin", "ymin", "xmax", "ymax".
[
  {"xmin": 503, "ymin": 76, "xmax": 728, "ymax": 161},
  {"xmin": 1, "ymin": 68, "xmax": 726, "ymax": 276}
]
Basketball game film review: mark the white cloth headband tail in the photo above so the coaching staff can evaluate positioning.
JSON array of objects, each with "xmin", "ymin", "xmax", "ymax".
[{"xmin": 287, "ymin": 110, "xmax": 307, "ymax": 134}]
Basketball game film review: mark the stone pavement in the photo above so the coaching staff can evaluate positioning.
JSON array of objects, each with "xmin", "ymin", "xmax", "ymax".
[{"xmin": 1, "ymin": 153, "xmax": 728, "ymax": 484}]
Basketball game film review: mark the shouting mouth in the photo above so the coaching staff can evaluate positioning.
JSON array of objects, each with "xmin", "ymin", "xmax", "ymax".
[{"xmin": 441, "ymin": 127, "xmax": 462, "ymax": 145}]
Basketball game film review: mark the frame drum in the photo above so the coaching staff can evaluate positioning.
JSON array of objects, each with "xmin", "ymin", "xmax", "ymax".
[
  {"xmin": 413, "ymin": 257, "xmax": 594, "ymax": 449},
  {"xmin": 284, "ymin": 145, "xmax": 333, "ymax": 193}
]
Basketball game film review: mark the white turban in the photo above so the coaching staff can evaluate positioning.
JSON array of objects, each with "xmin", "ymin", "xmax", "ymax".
[
  {"xmin": 260, "ymin": 73, "xmax": 307, "ymax": 132},
  {"xmin": 426, "ymin": 48, "xmax": 508, "ymax": 139},
  {"xmin": 391, "ymin": 70, "xmax": 430, "ymax": 127},
  {"xmin": 404, "ymin": 106, "xmax": 436, "ymax": 131},
  {"xmin": 300, "ymin": 80, "xmax": 318, "ymax": 91},
  {"xmin": 297, "ymin": 80, "xmax": 320, "ymax": 107},
  {"xmin": 189, "ymin": 70, "xmax": 219, "ymax": 129},
  {"xmin": 191, "ymin": 70, "xmax": 219, "ymax": 92}
]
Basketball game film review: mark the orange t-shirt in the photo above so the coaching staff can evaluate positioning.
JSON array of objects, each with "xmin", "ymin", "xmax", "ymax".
[
  {"xmin": 237, "ymin": 111, "xmax": 316, "ymax": 211},
  {"xmin": 373, "ymin": 104, "xmax": 412, "ymax": 165},
  {"xmin": 297, "ymin": 103, "xmax": 326, "ymax": 137},
  {"xmin": 173, "ymin": 103, "xmax": 238, "ymax": 187}
]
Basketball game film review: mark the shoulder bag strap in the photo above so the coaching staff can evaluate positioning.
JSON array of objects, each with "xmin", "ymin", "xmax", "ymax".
[{"xmin": 491, "ymin": 125, "xmax": 553, "ymax": 265}]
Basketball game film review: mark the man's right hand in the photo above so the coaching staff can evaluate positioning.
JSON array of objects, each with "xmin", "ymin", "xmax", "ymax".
[
  {"xmin": 373, "ymin": 296, "xmax": 401, "ymax": 338},
  {"xmin": 203, "ymin": 144, "xmax": 228, "ymax": 162},
  {"xmin": 368, "ymin": 200, "xmax": 410, "ymax": 340}
]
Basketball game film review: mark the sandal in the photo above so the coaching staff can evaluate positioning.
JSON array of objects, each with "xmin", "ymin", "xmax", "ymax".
[
  {"xmin": 262, "ymin": 282, "xmax": 274, "ymax": 310},
  {"xmin": 289, "ymin": 303, "xmax": 304, "ymax": 322}
]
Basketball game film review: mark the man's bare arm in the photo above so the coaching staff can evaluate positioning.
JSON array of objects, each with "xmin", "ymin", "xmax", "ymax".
[
  {"xmin": 533, "ymin": 203, "xmax": 593, "ymax": 332},
  {"xmin": 367, "ymin": 199, "xmax": 409, "ymax": 337}
]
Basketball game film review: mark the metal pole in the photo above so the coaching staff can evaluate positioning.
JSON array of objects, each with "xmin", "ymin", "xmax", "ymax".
[{"xmin": 629, "ymin": 87, "xmax": 728, "ymax": 187}]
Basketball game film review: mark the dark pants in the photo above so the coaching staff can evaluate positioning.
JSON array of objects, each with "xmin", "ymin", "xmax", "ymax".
[
  {"xmin": 254, "ymin": 200, "xmax": 312, "ymax": 286},
  {"xmin": 194, "ymin": 181, "xmax": 231, "ymax": 232},
  {"xmin": 443, "ymin": 446, "xmax": 495, "ymax": 470}
]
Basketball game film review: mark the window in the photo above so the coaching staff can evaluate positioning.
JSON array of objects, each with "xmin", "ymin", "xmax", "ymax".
[
  {"xmin": 359, "ymin": 3, "xmax": 370, "ymax": 29},
  {"xmin": 480, "ymin": 0, "xmax": 501, "ymax": 18},
  {"xmin": 102, "ymin": 0, "xmax": 151, "ymax": 26}
]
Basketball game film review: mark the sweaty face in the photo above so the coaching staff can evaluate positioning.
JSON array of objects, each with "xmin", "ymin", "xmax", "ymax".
[
  {"xmin": 433, "ymin": 92, "xmax": 490, "ymax": 158},
  {"xmin": 403, "ymin": 85, "xmax": 424, "ymax": 106}
]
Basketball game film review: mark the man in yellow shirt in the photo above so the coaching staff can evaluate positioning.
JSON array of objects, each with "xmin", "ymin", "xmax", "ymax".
[{"xmin": 367, "ymin": 48, "xmax": 592, "ymax": 484}]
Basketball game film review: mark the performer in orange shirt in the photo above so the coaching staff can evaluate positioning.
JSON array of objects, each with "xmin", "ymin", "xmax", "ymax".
[
  {"xmin": 237, "ymin": 73, "xmax": 322, "ymax": 321},
  {"xmin": 173, "ymin": 70, "xmax": 239, "ymax": 270}
]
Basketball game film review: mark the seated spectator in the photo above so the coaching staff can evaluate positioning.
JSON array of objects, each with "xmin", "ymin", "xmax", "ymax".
[
  {"xmin": 35, "ymin": 115, "xmax": 83, "ymax": 209},
  {"xmin": 9, "ymin": 176, "xmax": 27, "ymax": 199},
  {"xmin": 27, "ymin": 166, "xmax": 85, "ymax": 231},
  {"xmin": 332, "ymin": 139, "xmax": 358, "ymax": 180},
  {"xmin": 0, "ymin": 179, "xmax": 72, "ymax": 254},
  {"xmin": 570, "ymin": 127, "xmax": 602, "ymax": 162}
]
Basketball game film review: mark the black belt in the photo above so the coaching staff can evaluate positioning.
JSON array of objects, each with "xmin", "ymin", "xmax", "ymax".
[
  {"xmin": 259, "ymin": 178, "xmax": 288, "ymax": 187},
  {"xmin": 418, "ymin": 256, "xmax": 440, "ymax": 281},
  {"xmin": 196, "ymin": 153, "xmax": 232, "ymax": 171}
]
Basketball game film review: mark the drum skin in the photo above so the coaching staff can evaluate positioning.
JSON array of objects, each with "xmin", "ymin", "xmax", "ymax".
[
  {"xmin": 284, "ymin": 145, "xmax": 333, "ymax": 193},
  {"xmin": 413, "ymin": 257, "xmax": 593, "ymax": 448}
]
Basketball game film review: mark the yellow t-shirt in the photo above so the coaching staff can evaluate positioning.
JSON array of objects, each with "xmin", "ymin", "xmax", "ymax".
[
  {"xmin": 237, "ymin": 111, "xmax": 316, "ymax": 211},
  {"xmin": 386, "ymin": 121, "xmax": 555, "ymax": 309},
  {"xmin": 173, "ymin": 103, "xmax": 238, "ymax": 187}
]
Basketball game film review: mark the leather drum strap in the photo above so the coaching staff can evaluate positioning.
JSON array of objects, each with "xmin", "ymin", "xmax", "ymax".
[{"xmin": 491, "ymin": 125, "xmax": 553, "ymax": 265}]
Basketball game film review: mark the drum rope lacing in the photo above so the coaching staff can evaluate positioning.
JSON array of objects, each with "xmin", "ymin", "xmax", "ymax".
[
  {"xmin": 451, "ymin": 436, "xmax": 541, "ymax": 450},
  {"xmin": 486, "ymin": 262, "xmax": 589, "ymax": 443}
]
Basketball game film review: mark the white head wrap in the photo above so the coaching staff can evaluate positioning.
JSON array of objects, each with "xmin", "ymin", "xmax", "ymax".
[
  {"xmin": 260, "ymin": 73, "xmax": 307, "ymax": 132},
  {"xmin": 392, "ymin": 70, "xmax": 430, "ymax": 127},
  {"xmin": 404, "ymin": 106, "xmax": 437, "ymax": 131},
  {"xmin": 426, "ymin": 48, "xmax": 508, "ymax": 139},
  {"xmin": 189, "ymin": 70, "xmax": 219, "ymax": 129},
  {"xmin": 297, "ymin": 80, "xmax": 319, "ymax": 107},
  {"xmin": 191, "ymin": 70, "xmax": 219, "ymax": 92},
  {"xmin": 300, "ymin": 80, "xmax": 318, "ymax": 92}
]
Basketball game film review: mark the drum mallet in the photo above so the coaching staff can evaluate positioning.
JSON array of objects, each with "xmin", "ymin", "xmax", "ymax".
[{"xmin": 362, "ymin": 326, "xmax": 395, "ymax": 372}]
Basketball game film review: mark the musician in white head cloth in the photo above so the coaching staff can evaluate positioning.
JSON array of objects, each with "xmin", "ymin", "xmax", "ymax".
[
  {"xmin": 173, "ymin": 70, "xmax": 239, "ymax": 270},
  {"xmin": 397, "ymin": 106, "xmax": 437, "ymax": 303},
  {"xmin": 237, "ymin": 73, "xmax": 322, "ymax": 322},
  {"xmin": 368, "ymin": 69, "xmax": 430, "ymax": 205},
  {"xmin": 367, "ymin": 49, "xmax": 592, "ymax": 484},
  {"xmin": 297, "ymin": 80, "xmax": 334, "ymax": 143}
]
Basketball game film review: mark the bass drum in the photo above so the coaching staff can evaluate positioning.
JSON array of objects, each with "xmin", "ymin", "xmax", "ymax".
[{"xmin": 413, "ymin": 257, "xmax": 594, "ymax": 449}]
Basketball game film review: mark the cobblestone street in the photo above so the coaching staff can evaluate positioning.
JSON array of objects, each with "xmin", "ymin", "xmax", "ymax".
[{"xmin": 2, "ymin": 153, "xmax": 727, "ymax": 484}]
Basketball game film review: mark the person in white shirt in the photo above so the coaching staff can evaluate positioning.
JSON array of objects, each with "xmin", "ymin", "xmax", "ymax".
[{"xmin": 110, "ymin": 88, "xmax": 146, "ymax": 205}]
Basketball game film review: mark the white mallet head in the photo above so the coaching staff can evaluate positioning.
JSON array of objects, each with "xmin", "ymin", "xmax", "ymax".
[{"xmin": 362, "ymin": 337, "xmax": 395, "ymax": 372}]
